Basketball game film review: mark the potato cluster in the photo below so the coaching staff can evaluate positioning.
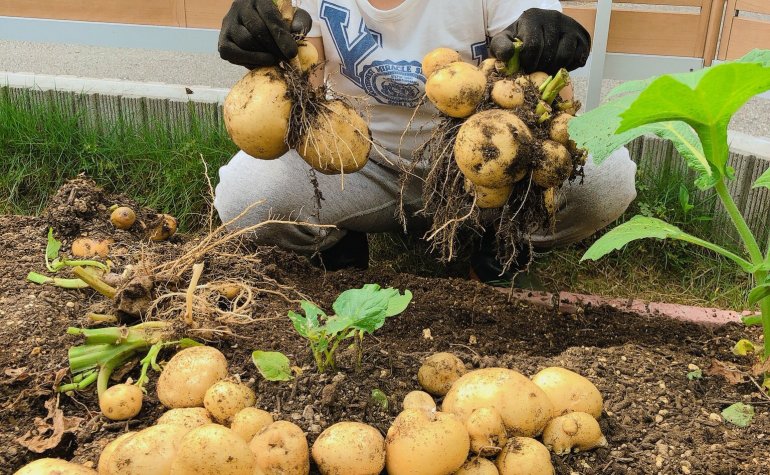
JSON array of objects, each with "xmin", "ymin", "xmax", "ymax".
[
  {"xmin": 16, "ymin": 349, "xmax": 606, "ymax": 475},
  {"xmin": 422, "ymin": 47, "xmax": 586, "ymax": 211}
]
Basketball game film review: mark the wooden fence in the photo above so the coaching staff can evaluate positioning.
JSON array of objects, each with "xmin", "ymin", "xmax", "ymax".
[
  {"xmin": 1, "ymin": 1, "xmax": 769, "ymax": 63},
  {"xmin": 3, "ymin": 85, "xmax": 768, "ymax": 246}
]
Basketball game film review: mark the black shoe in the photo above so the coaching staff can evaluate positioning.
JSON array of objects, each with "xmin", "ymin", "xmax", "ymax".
[
  {"xmin": 469, "ymin": 231, "xmax": 542, "ymax": 289},
  {"xmin": 312, "ymin": 231, "xmax": 369, "ymax": 271}
]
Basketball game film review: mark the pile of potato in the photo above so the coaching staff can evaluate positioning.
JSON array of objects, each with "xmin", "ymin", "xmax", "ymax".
[{"xmin": 15, "ymin": 348, "xmax": 604, "ymax": 475}]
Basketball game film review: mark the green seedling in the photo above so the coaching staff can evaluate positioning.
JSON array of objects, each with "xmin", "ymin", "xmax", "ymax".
[
  {"xmin": 288, "ymin": 284, "xmax": 412, "ymax": 372},
  {"xmin": 570, "ymin": 50, "xmax": 770, "ymax": 385},
  {"xmin": 58, "ymin": 322, "xmax": 199, "ymax": 397},
  {"xmin": 28, "ymin": 228, "xmax": 109, "ymax": 290}
]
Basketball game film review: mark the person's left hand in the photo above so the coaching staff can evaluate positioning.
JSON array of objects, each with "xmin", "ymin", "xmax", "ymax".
[{"xmin": 489, "ymin": 8, "xmax": 591, "ymax": 75}]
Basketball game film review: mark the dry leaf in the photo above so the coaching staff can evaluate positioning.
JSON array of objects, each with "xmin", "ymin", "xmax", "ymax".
[
  {"xmin": 16, "ymin": 396, "xmax": 83, "ymax": 453},
  {"xmin": 2, "ymin": 367, "xmax": 30, "ymax": 384},
  {"xmin": 750, "ymin": 357, "xmax": 770, "ymax": 378},
  {"xmin": 706, "ymin": 359, "xmax": 747, "ymax": 385}
]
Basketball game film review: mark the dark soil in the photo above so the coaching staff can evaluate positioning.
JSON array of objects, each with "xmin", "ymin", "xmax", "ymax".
[{"xmin": 1, "ymin": 179, "xmax": 768, "ymax": 474}]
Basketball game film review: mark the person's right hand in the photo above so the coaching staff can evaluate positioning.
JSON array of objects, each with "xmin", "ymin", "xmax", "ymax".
[{"xmin": 218, "ymin": 0, "xmax": 312, "ymax": 69}]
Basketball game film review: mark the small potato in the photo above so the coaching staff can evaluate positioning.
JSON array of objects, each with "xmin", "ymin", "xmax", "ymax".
[
  {"xmin": 169, "ymin": 424, "xmax": 255, "ymax": 475},
  {"xmin": 157, "ymin": 346, "xmax": 229, "ymax": 409},
  {"xmin": 402, "ymin": 391, "xmax": 436, "ymax": 413},
  {"xmin": 472, "ymin": 182, "xmax": 514, "ymax": 209},
  {"xmin": 466, "ymin": 407, "xmax": 508, "ymax": 456},
  {"xmin": 99, "ymin": 384, "xmax": 143, "ymax": 421},
  {"xmin": 529, "ymin": 72, "xmax": 550, "ymax": 89},
  {"xmin": 491, "ymin": 79, "xmax": 525, "ymax": 109},
  {"xmin": 532, "ymin": 140, "xmax": 572, "ymax": 189},
  {"xmin": 98, "ymin": 432, "xmax": 136, "ymax": 475},
  {"xmin": 14, "ymin": 458, "xmax": 97, "ymax": 475},
  {"xmin": 549, "ymin": 113, "xmax": 574, "ymax": 145},
  {"xmin": 297, "ymin": 41, "xmax": 319, "ymax": 73},
  {"xmin": 104, "ymin": 424, "xmax": 188, "ymax": 475},
  {"xmin": 531, "ymin": 367, "xmax": 603, "ymax": 419},
  {"xmin": 156, "ymin": 408, "xmax": 213, "ymax": 431},
  {"xmin": 250, "ymin": 421, "xmax": 310, "ymax": 475},
  {"xmin": 231, "ymin": 407, "xmax": 274, "ymax": 442},
  {"xmin": 496, "ymin": 437, "xmax": 554, "ymax": 475},
  {"xmin": 203, "ymin": 380, "xmax": 257, "ymax": 423},
  {"xmin": 385, "ymin": 409, "xmax": 469, "ymax": 475},
  {"xmin": 417, "ymin": 352, "xmax": 467, "ymax": 396},
  {"xmin": 311, "ymin": 422, "xmax": 385, "ymax": 475},
  {"xmin": 442, "ymin": 368, "xmax": 554, "ymax": 437},
  {"xmin": 542, "ymin": 412, "xmax": 607, "ymax": 455},
  {"xmin": 454, "ymin": 458, "xmax": 499, "ymax": 475},
  {"xmin": 479, "ymin": 58, "xmax": 498, "ymax": 76},
  {"xmin": 422, "ymin": 47, "xmax": 462, "ymax": 78},
  {"xmin": 148, "ymin": 214, "xmax": 177, "ymax": 241},
  {"xmin": 425, "ymin": 62, "xmax": 487, "ymax": 118},
  {"xmin": 71, "ymin": 237, "xmax": 111, "ymax": 258},
  {"xmin": 110, "ymin": 207, "xmax": 136, "ymax": 230}
]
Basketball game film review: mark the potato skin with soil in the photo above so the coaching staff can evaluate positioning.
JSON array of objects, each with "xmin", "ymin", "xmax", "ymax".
[
  {"xmin": 425, "ymin": 62, "xmax": 487, "ymax": 118},
  {"xmin": 311, "ymin": 422, "xmax": 385, "ymax": 475},
  {"xmin": 417, "ymin": 352, "xmax": 466, "ymax": 396},
  {"xmin": 531, "ymin": 367, "xmax": 603, "ymax": 418},
  {"xmin": 249, "ymin": 420, "xmax": 310, "ymax": 475},
  {"xmin": 14, "ymin": 458, "xmax": 97, "ymax": 475},
  {"xmin": 99, "ymin": 383, "xmax": 143, "ymax": 421},
  {"xmin": 156, "ymin": 346, "xmax": 229, "ymax": 409},
  {"xmin": 169, "ymin": 424, "xmax": 255, "ymax": 475},
  {"xmin": 496, "ymin": 437, "xmax": 554, "ymax": 475}
]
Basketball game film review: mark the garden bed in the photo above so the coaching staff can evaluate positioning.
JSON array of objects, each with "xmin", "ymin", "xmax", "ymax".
[{"xmin": 1, "ymin": 179, "xmax": 768, "ymax": 474}]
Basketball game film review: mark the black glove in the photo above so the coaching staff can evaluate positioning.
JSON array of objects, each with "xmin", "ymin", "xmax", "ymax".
[
  {"xmin": 489, "ymin": 8, "xmax": 591, "ymax": 75},
  {"xmin": 218, "ymin": 0, "xmax": 312, "ymax": 69}
]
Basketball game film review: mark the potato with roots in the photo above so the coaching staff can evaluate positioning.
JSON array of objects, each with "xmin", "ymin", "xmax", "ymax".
[
  {"xmin": 442, "ymin": 368, "xmax": 554, "ymax": 437},
  {"xmin": 402, "ymin": 390, "xmax": 436, "ymax": 413},
  {"xmin": 425, "ymin": 61, "xmax": 487, "ymax": 118},
  {"xmin": 385, "ymin": 409, "xmax": 469, "ymax": 475},
  {"xmin": 103, "ymin": 424, "xmax": 188, "ymax": 475},
  {"xmin": 157, "ymin": 346, "xmax": 229, "ymax": 409},
  {"xmin": 250, "ymin": 420, "xmax": 310, "ymax": 475},
  {"xmin": 454, "ymin": 458, "xmax": 499, "ymax": 475},
  {"xmin": 298, "ymin": 99, "xmax": 371, "ymax": 175},
  {"xmin": 464, "ymin": 179, "xmax": 514, "ymax": 209},
  {"xmin": 230, "ymin": 407, "xmax": 274, "ymax": 442},
  {"xmin": 169, "ymin": 424, "xmax": 255, "ymax": 475},
  {"xmin": 422, "ymin": 47, "xmax": 462, "ymax": 78},
  {"xmin": 203, "ymin": 380, "xmax": 257, "ymax": 423},
  {"xmin": 417, "ymin": 352, "xmax": 467, "ymax": 396},
  {"xmin": 454, "ymin": 109, "xmax": 533, "ymax": 188},
  {"xmin": 491, "ymin": 79, "xmax": 525, "ymax": 109},
  {"xmin": 98, "ymin": 432, "xmax": 136, "ymax": 475},
  {"xmin": 224, "ymin": 67, "xmax": 292, "ymax": 160},
  {"xmin": 14, "ymin": 459, "xmax": 97, "ymax": 475},
  {"xmin": 99, "ymin": 383, "xmax": 143, "ymax": 421},
  {"xmin": 541, "ymin": 412, "xmax": 607, "ymax": 455},
  {"xmin": 532, "ymin": 140, "xmax": 572, "ymax": 189},
  {"xmin": 156, "ymin": 408, "xmax": 214, "ymax": 431},
  {"xmin": 466, "ymin": 407, "xmax": 508, "ymax": 456},
  {"xmin": 496, "ymin": 437, "xmax": 554, "ymax": 475},
  {"xmin": 311, "ymin": 421, "xmax": 386, "ymax": 475},
  {"xmin": 531, "ymin": 367, "xmax": 603, "ymax": 418}
]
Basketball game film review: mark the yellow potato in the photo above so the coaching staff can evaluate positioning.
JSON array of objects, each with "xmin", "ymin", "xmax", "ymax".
[
  {"xmin": 298, "ymin": 100, "xmax": 371, "ymax": 175},
  {"xmin": 529, "ymin": 72, "xmax": 550, "ymax": 89},
  {"xmin": 71, "ymin": 238, "xmax": 111, "ymax": 258},
  {"xmin": 224, "ymin": 67, "xmax": 291, "ymax": 160},
  {"xmin": 466, "ymin": 407, "xmax": 508, "ymax": 456},
  {"xmin": 98, "ymin": 432, "xmax": 136, "ymax": 475},
  {"xmin": 454, "ymin": 458, "xmax": 499, "ymax": 475},
  {"xmin": 417, "ymin": 352, "xmax": 466, "ymax": 396},
  {"xmin": 532, "ymin": 140, "xmax": 572, "ymax": 189},
  {"xmin": 311, "ymin": 422, "xmax": 385, "ymax": 475},
  {"xmin": 454, "ymin": 109, "xmax": 533, "ymax": 188},
  {"xmin": 104, "ymin": 424, "xmax": 188, "ymax": 475},
  {"xmin": 542, "ymin": 412, "xmax": 607, "ymax": 455},
  {"xmin": 230, "ymin": 407, "xmax": 274, "ymax": 442},
  {"xmin": 496, "ymin": 437, "xmax": 554, "ymax": 475},
  {"xmin": 425, "ymin": 62, "xmax": 487, "ymax": 118},
  {"xmin": 99, "ymin": 384, "xmax": 143, "ymax": 421},
  {"xmin": 297, "ymin": 42, "xmax": 319, "ymax": 73},
  {"xmin": 203, "ymin": 380, "xmax": 256, "ymax": 423},
  {"xmin": 169, "ymin": 424, "xmax": 255, "ymax": 475},
  {"xmin": 385, "ymin": 409, "xmax": 469, "ymax": 475},
  {"xmin": 491, "ymin": 79, "xmax": 525, "ymax": 109},
  {"xmin": 401, "ymin": 390, "xmax": 436, "ymax": 413},
  {"xmin": 465, "ymin": 180, "xmax": 514, "ymax": 209},
  {"xmin": 422, "ymin": 47, "xmax": 462, "ymax": 78},
  {"xmin": 156, "ymin": 408, "xmax": 213, "ymax": 432},
  {"xmin": 531, "ymin": 367, "xmax": 603, "ymax": 418},
  {"xmin": 156, "ymin": 346, "xmax": 229, "ymax": 409},
  {"xmin": 442, "ymin": 368, "xmax": 554, "ymax": 437},
  {"xmin": 110, "ymin": 207, "xmax": 136, "ymax": 230},
  {"xmin": 15, "ymin": 458, "xmax": 96, "ymax": 475},
  {"xmin": 549, "ymin": 113, "xmax": 574, "ymax": 145},
  {"xmin": 249, "ymin": 421, "xmax": 310, "ymax": 475}
]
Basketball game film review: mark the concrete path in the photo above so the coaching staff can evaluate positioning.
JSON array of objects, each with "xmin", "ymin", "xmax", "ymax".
[{"xmin": 1, "ymin": 39, "xmax": 769, "ymax": 139}]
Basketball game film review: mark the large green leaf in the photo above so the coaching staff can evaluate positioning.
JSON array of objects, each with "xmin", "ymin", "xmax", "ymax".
[
  {"xmin": 568, "ymin": 96, "xmax": 713, "ymax": 188},
  {"xmin": 753, "ymin": 167, "xmax": 770, "ymax": 190},
  {"xmin": 581, "ymin": 215, "xmax": 752, "ymax": 271},
  {"xmin": 252, "ymin": 350, "xmax": 293, "ymax": 381},
  {"xmin": 748, "ymin": 283, "xmax": 770, "ymax": 306},
  {"xmin": 330, "ymin": 284, "xmax": 412, "ymax": 334},
  {"xmin": 617, "ymin": 60, "xmax": 770, "ymax": 175},
  {"xmin": 288, "ymin": 301, "xmax": 325, "ymax": 338}
]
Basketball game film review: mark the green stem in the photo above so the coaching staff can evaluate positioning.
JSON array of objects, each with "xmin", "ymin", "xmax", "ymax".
[
  {"xmin": 503, "ymin": 40, "xmax": 523, "ymax": 76},
  {"xmin": 540, "ymin": 69, "xmax": 570, "ymax": 104},
  {"xmin": 674, "ymin": 234, "xmax": 753, "ymax": 272},
  {"xmin": 535, "ymin": 100, "xmax": 551, "ymax": 117},
  {"xmin": 58, "ymin": 370, "xmax": 98, "ymax": 392},
  {"xmin": 55, "ymin": 258, "xmax": 109, "ymax": 272},
  {"xmin": 714, "ymin": 179, "xmax": 763, "ymax": 265},
  {"xmin": 97, "ymin": 351, "xmax": 138, "ymax": 397},
  {"xmin": 136, "ymin": 342, "xmax": 163, "ymax": 388},
  {"xmin": 760, "ymin": 298, "xmax": 770, "ymax": 359},
  {"xmin": 27, "ymin": 272, "xmax": 89, "ymax": 289},
  {"xmin": 72, "ymin": 266, "xmax": 117, "ymax": 298}
]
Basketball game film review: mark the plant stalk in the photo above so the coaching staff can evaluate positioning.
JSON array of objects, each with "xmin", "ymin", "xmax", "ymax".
[
  {"xmin": 540, "ymin": 68, "xmax": 570, "ymax": 104},
  {"xmin": 503, "ymin": 39, "xmax": 523, "ymax": 76},
  {"xmin": 714, "ymin": 172, "xmax": 763, "ymax": 265},
  {"xmin": 72, "ymin": 266, "xmax": 117, "ymax": 298},
  {"xmin": 27, "ymin": 272, "xmax": 89, "ymax": 289},
  {"xmin": 760, "ymin": 297, "xmax": 770, "ymax": 359}
]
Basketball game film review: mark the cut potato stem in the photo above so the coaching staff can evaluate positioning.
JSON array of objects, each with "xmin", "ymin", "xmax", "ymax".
[
  {"xmin": 502, "ymin": 39, "xmax": 524, "ymax": 76},
  {"xmin": 27, "ymin": 271, "xmax": 89, "ymax": 289},
  {"xmin": 72, "ymin": 265, "xmax": 117, "ymax": 299},
  {"xmin": 540, "ymin": 68, "xmax": 570, "ymax": 104}
]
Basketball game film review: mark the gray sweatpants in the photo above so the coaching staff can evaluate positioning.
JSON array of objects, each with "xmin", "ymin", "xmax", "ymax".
[{"xmin": 213, "ymin": 148, "xmax": 637, "ymax": 252}]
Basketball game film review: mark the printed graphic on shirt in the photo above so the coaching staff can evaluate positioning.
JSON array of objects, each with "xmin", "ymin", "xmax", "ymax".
[{"xmin": 320, "ymin": 1, "xmax": 424, "ymax": 107}]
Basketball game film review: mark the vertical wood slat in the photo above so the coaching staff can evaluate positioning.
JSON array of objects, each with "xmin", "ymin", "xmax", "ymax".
[
  {"xmin": 702, "ymin": 0, "xmax": 726, "ymax": 66},
  {"xmin": 718, "ymin": 0, "xmax": 739, "ymax": 59}
]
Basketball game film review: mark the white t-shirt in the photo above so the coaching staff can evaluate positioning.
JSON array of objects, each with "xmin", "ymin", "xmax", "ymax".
[{"xmin": 296, "ymin": 0, "xmax": 561, "ymax": 166}]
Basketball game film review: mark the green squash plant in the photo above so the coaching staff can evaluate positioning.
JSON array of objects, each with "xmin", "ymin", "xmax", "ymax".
[{"xmin": 569, "ymin": 50, "xmax": 770, "ymax": 385}]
